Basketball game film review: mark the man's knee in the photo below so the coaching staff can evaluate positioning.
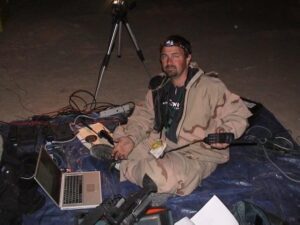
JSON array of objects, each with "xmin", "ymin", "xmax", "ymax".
[
  {"xmin": 120, "ymin": 156, "xmax": 209, "ymax": 195},
  {"xmin": 121, "ymin": 158, "xmax": 182, "ymax": 194}
]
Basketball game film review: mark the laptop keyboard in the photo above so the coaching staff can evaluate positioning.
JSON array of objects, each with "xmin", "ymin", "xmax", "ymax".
[{"xmin": 63, "ymin": 175, "xmax": 83, "ymax": 204}]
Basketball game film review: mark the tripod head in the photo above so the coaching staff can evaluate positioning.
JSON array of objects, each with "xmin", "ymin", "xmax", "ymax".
[
  {"xmin": 112, "ymin": 0, "xmax": 127, "ymax": 17},
  {"xmin": 111, "ymin": 0, "xmax": 136, "ymax": 18}
]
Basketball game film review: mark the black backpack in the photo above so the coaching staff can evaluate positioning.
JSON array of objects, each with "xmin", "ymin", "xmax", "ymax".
[{"xmin": 0, "ymin": 138, "xmax": 45, "ymax": 225}]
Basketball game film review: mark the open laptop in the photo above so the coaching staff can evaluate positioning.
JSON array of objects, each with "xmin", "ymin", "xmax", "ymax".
[{"xmin": 34, "ymin": 147, "xmax": 102, "ymax": 210}]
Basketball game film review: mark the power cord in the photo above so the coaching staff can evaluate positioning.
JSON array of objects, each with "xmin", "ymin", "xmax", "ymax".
[
  {"xmin": 16, "ymin": 89, "xmax": 135, "ymax": 121},
  {"xmin": 69, "ymin": 89, "xmax": 97, "ymax": 113},
  {"xmin": 243, "ymin": 125, "xmax": 300, "ymax": 183},
  {"xmin": 260, "ymin": 143, "xmax": 300, "ymax": 183}
]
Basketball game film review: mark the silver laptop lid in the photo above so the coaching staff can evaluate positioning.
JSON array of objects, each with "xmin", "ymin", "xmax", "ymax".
[{"xmin": 34, "ymin": 148, "xmax": 62, "ymax": 205}]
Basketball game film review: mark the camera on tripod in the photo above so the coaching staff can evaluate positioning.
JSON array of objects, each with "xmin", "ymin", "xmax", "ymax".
[
  {"xmin": 111, "ymin": 0, "xmax": 136, "ymax": 17},
  {"xmin": 112, "ymin": 0, "xmax": 127, "ymax": 17}
]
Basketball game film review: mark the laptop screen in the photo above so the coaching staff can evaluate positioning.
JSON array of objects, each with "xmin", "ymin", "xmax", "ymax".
[{"xmin": 35, "ymin": 148, "xmax": 62, "ymax": 205}]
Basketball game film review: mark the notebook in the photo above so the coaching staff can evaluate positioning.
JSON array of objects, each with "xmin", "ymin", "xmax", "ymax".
[{"xmin": 34, "ymin": 147, "xmax": 102, "ymax": 210}]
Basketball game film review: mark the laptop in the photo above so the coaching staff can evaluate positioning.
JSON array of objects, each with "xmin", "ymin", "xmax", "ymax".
[{"xmin": 34, "ymin": 147, "xmax": 102, "ymax": 210}]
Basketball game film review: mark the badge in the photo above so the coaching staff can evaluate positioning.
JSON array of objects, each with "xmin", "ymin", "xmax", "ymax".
[{"xmin": 150, "ymin": 139, "xmax": 167, "ymax": 158}]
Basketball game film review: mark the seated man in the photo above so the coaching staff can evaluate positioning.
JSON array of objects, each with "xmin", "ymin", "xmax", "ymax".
[{"xmin": 112, "ymin": 35, "xmax": 252, "ymax": 195}]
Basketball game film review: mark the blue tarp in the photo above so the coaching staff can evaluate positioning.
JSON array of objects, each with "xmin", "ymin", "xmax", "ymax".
[{"xmin": 1, "ymin": 104, "xmax": 299, "ymax": 225}]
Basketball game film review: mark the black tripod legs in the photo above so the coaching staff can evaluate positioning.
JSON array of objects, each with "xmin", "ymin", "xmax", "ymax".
[
  {"xmin": 94, "ymin": 21, "xmax": 120, "ymax": 97},
  {"xmin": 117, "ymin": 21, "xmax": 122, "ymax": 57},
  {"xmin": 124, "ymin": 21, "xmax": 145, "ymax": 62},
  {"xmin": 94, "ymin": 17, "xmax": 146, "ymax": 98}
]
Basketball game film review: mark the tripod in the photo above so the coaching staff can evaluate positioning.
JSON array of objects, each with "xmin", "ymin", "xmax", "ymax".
[{"xmin": 94, "ymin": 3, "xmax": 146, "ymax": 98}]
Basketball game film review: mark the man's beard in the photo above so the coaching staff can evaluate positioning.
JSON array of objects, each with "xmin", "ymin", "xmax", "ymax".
[{"xmin": 164, "ymin": 65, "xmax": 179, "ymax": 78}]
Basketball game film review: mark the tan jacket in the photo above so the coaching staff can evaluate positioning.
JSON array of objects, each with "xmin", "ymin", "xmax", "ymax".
[{"xmin": 115, "ymin": 65, "xmax": 252, "ymax": 164}]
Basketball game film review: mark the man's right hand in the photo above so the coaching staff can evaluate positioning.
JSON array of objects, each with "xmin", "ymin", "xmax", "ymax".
[{"xmin": 112, "ymin": 136, "xmax": 135, "ymax": 160}]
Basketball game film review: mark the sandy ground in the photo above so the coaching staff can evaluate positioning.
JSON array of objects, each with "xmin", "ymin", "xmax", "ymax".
[{"xmin": 0, "ymin": 0, "xmax": 299, "ymax": 142}]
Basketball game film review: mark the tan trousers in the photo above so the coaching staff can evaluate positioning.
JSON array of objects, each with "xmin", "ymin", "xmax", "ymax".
[{"xmin": 119, "ymin": 140, "xmax": 217, "ymax": 196}]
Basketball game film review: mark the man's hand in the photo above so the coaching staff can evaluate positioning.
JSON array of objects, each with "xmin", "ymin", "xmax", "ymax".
[
  {"xmin": 210, "ymin": 127, "xmax": 230, "ymax": 150},
  {"xmin": 112, "ymin": 136, "xmax": 135, "ymax": 160}
]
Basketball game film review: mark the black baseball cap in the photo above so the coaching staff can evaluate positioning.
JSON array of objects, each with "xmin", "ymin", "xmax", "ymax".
[{"xmin": 160, "ymin": 35, "xmax": 192, "ymax": 55}]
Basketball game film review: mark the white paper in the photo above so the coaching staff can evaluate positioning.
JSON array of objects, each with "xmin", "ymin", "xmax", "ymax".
[
  {"xmin": 190, "ymin": 195, "xmax": 239, "ymax": 225},
  {"xmin": 174, "ymin": 217, "xmax": 195, "ymax": 225}
]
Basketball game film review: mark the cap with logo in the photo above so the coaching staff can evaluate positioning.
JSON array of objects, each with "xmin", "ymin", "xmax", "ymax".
[{"xmin": 160, "ymin": 35, "xmax": 192, "ymax": 55}]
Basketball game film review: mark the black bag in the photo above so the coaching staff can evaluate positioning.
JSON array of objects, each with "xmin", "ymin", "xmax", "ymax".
[
  {"xmin": 0, "ymin": 138, "xmax": 45, "ymax": 225},
  {"xmin": 232, "ymin": 201, "xmax": 289, "ymax": 225}
]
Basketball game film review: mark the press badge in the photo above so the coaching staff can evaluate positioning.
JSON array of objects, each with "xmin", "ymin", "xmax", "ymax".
[{"xmin": 150, "ymin": 139, "xmax": 167, "ymax": 158}]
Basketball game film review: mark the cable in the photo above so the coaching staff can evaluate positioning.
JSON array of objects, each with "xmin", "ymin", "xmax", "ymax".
[
  {"xmin": 20, "ymin": 174, "xmax": 35, "ymax": 180},
  {"xmin": 242, "ymin": 125, "xmax": 300, "ymax": 183},
  {"xmin": 51, "ymin": 135, "xmax": 78, "ymax": 144},
  {"xmin": 244, "ymin": 125, "xmax": 298, "ymax": 153},
  {"xmin": 0, "ymin": 66, "xmax": 37, "ymax": 115},
  {"xmin": 272, "ymin": 136, "xmax": 294, "ymax": 152},
  {"xmin": 73, "ymin": 114, "xmax": 97, "ymax": 126},
  {"xmin": 141, "ymin": 61, "xmax": 152, "ymax": 78},
  {"xmin": 3, "ymin": 87, "xmax": 37, "ymax": 115},
  {"xmin": 150, "ymin": 76, "xmax": 171, "ymax": 92},
  {"xmin": 244, "ymin": 125, "xmax": 273, "ymax": 139},
  {"xmin": 9, "ymin": 89, "xmax": 134, "ymax": 123},
  {"xmin": 69, "ymin": 89, "xmax": 97, "ymax": 113},
  {"xmin": 259, "ymin": 143, "xmax": 300, "ymax": 183}
]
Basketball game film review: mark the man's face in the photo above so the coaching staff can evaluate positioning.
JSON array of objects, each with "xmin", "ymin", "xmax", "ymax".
[{"xmin": 160, "ymin": 46, "xmax": 191, "ymax": 79}]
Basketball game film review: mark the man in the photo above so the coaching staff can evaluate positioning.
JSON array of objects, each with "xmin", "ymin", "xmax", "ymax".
[{"xmin": 112, "ymin": 35, "xmax": 252, "ymax": 195}]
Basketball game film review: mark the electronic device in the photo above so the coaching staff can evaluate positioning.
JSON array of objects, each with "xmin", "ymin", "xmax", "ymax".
[
  {"xmin": 33, "ymin": 148, "xmax": 102, "ymax": 210},
  {"xmin": 98, "ymin": 103, "xmax": 134, "ymax": 118},
  {"xmin": 203, "ymin": 132, "xmax": 235, "ymax": 145},
  {"xmin": 136, "ymin": 208, "xmax": 173, "ymax": 225},
  {"xmin": 162, "ymin": 132, "xmax": 239, "ymax": 157},
  {"xmin": 80, "ymin": 174, "xmax": 157, "ymax": 225},
  {"xmin": 76, "ymin": 122, "xmax": 114, "ymax": 150}
]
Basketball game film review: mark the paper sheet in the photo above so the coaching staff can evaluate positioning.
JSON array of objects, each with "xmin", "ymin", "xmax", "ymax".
[{"xmin": 175, "ymin": 195, "xmax": 239, "ymax": 225}]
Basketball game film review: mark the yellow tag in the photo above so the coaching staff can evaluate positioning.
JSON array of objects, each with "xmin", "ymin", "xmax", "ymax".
[
  {"xmin": 151, "ymin": 139, "xmax": 163, "ymax": 150},
  {"xmin": 150, "ymin": 139, "xmax": 166, "ymax": 158}
]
